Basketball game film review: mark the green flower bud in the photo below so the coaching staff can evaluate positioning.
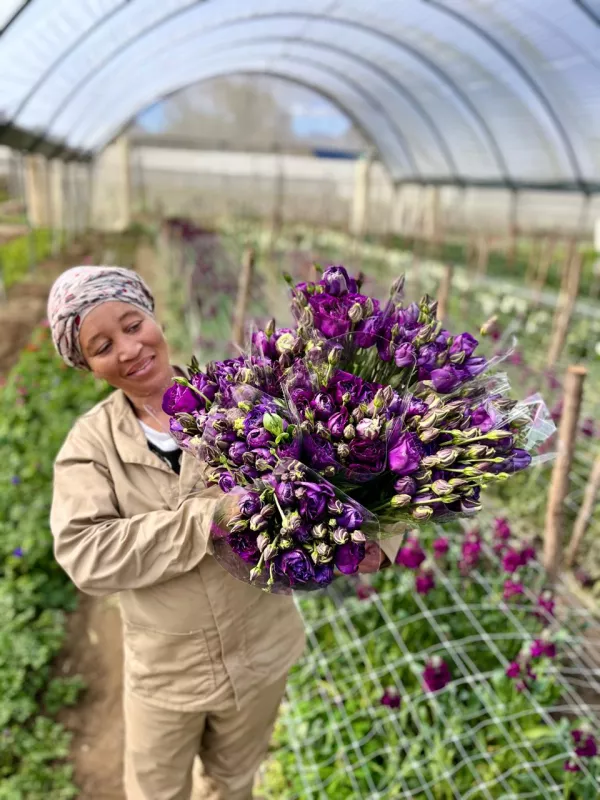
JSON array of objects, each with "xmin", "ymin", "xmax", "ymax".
[
  {"xmin": 276, "ymin": 332, "xmax": 297, "ymax": 355},
  {"xmin": 333, "ymin": 527, "xmax": 349, "ymax": 545},
  {"xmin": 351, "ymin": 530, "xmax": 366, "ymax": 543},
  {"xmin": 432, "ymin": 479, "xmax": 453, "ymax": 496},
  {"xmin": 316, "ymin": 542, "xmax": 333, "ymax": 561},
  {"xmin": 348, "ymin": 303, "xmax": 363, "ymax": 323},
  {"xmin": 229, "ymin": 519, "xmax": 249, "ymax": 534},
  {"xmin": 328, "ymin": 345, "xmax": 343, "ymax": 366},
  {"xmin": 391, "ymin": 494, "xmax": 412, "ymax": 508},
  {"xmin": 419, "ymin": 412, "xmax": 438, "ymax": 430},
  {"xmin": 344, "ymin": 424, "xmax": 356, "ymax": 440},
  {"xmin": 466, "ymin": 444, "xmax": 488, "ymax": 459},
  {"xmin": 323, "ymin": 466, "xmax": 337, "ymax": 478},
  {"xmin": 249, "ymin": 514, "xmax": 268, "ymax": 532},
  {"xmin": 412, "ymin": 505, "xmax": 433, "ymax": 520},
  {"xmin": 437, "ymin": 447, "xmax": 460, "ymax": 466},
  {"xmin": 336, "ymin": 443, "xmax": 350, "ymax": 459},
  {"xmin": 282, "ymin": 511, "xmax": 301, "ymax": 531},
  {"xmin": 422, "ymin": 455, "xmax": 440, "ymax": 468},
  {"xmin": 352, "ymin": 407, "xmax": 365, "ymax": 423},
  {"xmin": 279, "ymin": 537, "xmax": 293, "ymax": 550},
  {"xmin": 420, "ymin": 428, "xmax": 441, "ymax": 444},
  {"xmin": 249, "ymin": 566, "xmax": 262, "ymax": 582},
  {"xmin": 364, "ymin": 297, "xmax": 375, "ymax": 317},
  {"xmin": 256, "ymin": 533, "xmax": 270, "ymax": 552},
  {"xmin": 313, "ymin": 524, "xmax": 329, "ymax": 540},
  {"xmin": 449, "ymin": 351, "xmax": 466, "ymax": 366}
]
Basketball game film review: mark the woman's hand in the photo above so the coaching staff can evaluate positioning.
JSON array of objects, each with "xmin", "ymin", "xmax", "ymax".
[{"xmin": 357, "ymin": 541, "xmax": 389, "ymax": 574}]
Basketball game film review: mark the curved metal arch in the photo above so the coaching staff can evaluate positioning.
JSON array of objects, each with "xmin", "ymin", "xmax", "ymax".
[
  {"xmin": 88, "ymin": 61, "xmax": 408, "ymax": 179},
  {"xmin": 68, "ymin": 28, "xmax": 458, "ymax": 177},
  {"xmin": 71, "ymin": 44, "xmax": 420, "ymax": 176},
  {"xmin": 0, "ymin": 0, "xmax": 33, "ymax": 37},
  {"xmin": 422, "ymin": 0, "xmax": 585, "ymax": 187},
  {"xmin": 24, "ymin": 7, "xmax": 511, "ymax": 183}
]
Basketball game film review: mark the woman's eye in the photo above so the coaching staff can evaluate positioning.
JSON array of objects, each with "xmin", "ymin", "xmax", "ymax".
[
  {"xmin": 96, "ymin": 342, "xmax": 111, "ymax": 355},
  {"xmin": 127, "ymin": 322, "xmax": 142, "ymax": 333}
]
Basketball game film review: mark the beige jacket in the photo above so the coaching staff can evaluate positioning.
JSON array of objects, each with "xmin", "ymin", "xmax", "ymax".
[{"xmin": 50, "ymin": 390, "xmax": 306, "ymax": 712}]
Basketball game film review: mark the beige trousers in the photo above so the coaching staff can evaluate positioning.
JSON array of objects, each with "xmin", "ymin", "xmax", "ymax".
[{"xmin": 124, "ymin": 676, "xmax": 287, "ymax": 800}]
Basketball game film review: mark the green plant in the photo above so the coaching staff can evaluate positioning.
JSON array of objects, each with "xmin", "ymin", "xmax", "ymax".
[
  {"xmin": 0, "ymin": 229, "xmax": 52, "ymax": 289},
  {"xmin": 0, "ymin": 324, "xmax": 110, "ymax": 797}
]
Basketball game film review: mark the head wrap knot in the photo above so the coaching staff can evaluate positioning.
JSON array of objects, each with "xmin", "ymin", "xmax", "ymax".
[{"xmin": 47, "ymin": 265, "xmax": 155, "ymax": 369}]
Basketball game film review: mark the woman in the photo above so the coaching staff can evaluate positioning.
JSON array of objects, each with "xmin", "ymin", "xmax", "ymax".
[{"xmin": 47, "ymin": 265, "xmax": 308, "ymax": 800}]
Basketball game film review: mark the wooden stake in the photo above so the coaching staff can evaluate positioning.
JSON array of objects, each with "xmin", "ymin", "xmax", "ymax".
[
  {"xmin": 546, "ymin": 248, "xmax": 583, "ymax": 367},
  {"xmin": 565, "ymin": 454, "xmax": 600, "ymax": 568},
  {"xmin": 476, "ymin": 235, "xmax": 490, "ymax": 278},
  {"xmin": 231, "ymin": 247, "xmax": 255, "ymax": 349},
  {"xmin": 532, "ymin": 235, "xmax": 557, "ymax": 304},
  {"xmin": 543, "ymin": 365, "xmax": 587, "ymax": 581},
  {"xmin": 436, "ymin": 263, "xmax": 453, "ymax": 323}
]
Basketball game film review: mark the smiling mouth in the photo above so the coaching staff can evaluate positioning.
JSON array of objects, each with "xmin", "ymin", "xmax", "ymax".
[{"xmin": 127, "ymin": 356, "xmax": 154, "ymax": 377}]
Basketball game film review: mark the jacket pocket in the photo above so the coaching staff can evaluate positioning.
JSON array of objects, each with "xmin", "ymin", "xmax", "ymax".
[
  {"xmin": 123, "ymin": 621, "xmax": 216, "ymax": 705},
  {"xmin": 242, "ymin": 593, "xmax": 306, "ymax": 676}
]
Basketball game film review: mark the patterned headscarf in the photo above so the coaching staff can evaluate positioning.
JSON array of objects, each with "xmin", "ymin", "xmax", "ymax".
[{"xmin": 47, "ymin": 266, "xmax": 155, "ymax": 369}]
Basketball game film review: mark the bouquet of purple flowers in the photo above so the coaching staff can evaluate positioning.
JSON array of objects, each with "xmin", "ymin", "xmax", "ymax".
[{"xmin": 163, "ymin": 266, "xmax": 554, "ymax": 592}]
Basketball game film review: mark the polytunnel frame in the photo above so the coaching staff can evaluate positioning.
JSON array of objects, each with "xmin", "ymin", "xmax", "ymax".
[{"xmin": 0, "ymin": 1, "xmax": 597, "ymax": 193}]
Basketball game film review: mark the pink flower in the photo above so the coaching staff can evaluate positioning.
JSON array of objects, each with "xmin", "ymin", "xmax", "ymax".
[
  {"xmin": 575, "ymin": 568, "xmax": 594, "ymax": 588},
  {"xmin": 433, "ymin": 537, "xmax": 449, "ymax": 558},
  {"xmin": 356, "ymin": 584, "xmax": 377, "ymax": 601},
  {"xmin": 396, "ymin": 538, "xmax": 426, "ymax": 570},
  {"xmin": 461, "ymin": 532, "xmax": 481, "ymax": 569},
  {"xmin": 502, "ymin": 549, "xmax": 522, "ymax": 574},
  {"xmin": 581, "ymin": 418, "xmax": 595, "ymax": 438},
  {"xmin": 505, "ymin": 662, "xmax": 520, "ymax": 679},
  {"xmin": 380, "ymin": 687, "xmax": 401, "ymax": 709},
  {"xmin": 494, "ymin": 518, "xmax": 511, "ymax": 541},
  {"xmin": 536, "ymin": 591, "xmax": 555, "ymax": 623},
  {"xmin": 415, "ymin": 570, "xmax": 435, "ymax": 595},
  {"xmin": 422, "ymin": 657, "xmax": 452, "ymax": 693},
  {"xmin": 503, "ymin": 579, "xmax": 524, "ymax": 600},
  {"xmin": 563, "ymin": 759, "xmax": 581, "ymax": 773},
  {"xmin": 520, "ymin": 543, "xmax": 536, "ymax": 566}
]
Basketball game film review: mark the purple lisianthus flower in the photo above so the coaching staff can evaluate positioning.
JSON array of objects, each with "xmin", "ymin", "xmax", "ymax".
[
  {"xmin": 303, "ymin": 435, "xmax": 337, "ymax": 470},
  {"xmin": 289, "ymin": 387, "xmax": 313, "ymax": 414},
  {"xmin": 240, "ymin": 465, "xmax": 259, "ymax": 481},
  {"xmin": 415, "ymin": 570, "xmax": 435, "ymax": 595},
  {"xmin": 502, "ymin": 449, "xmax": 532, "ymax": 474},
  {"xmin": 169, "ymin": 418, "xmax": 189, "ymax": 447},
  {"xmin": 311, "ymin": 392, "xmax": 336, "ymax": 420},
  {"xmin": 338, "ymin": 504, "xmax": 364, "ymax": 531},
  {"xmin": 355, "ymin": 315, "xmax": 382, "ymax": 348},
  {"xmin": 423, "ymin": 657, "xmax": 452, "ymax": 693},
  {"xmin": 190, "ymin": 373, "xmax": 218, "ymax": 406},
  {"xmin": 319, "ymin": 264, "xmax": 356, "ymax": 295},
  {"xmin": 162, "ymin": 382, "xmax": 201, "ymax": 415},
  {"xmin": 433, "ymin": 537, "xmax": 450, "ymax": 558},
  {"xmin": 246, "ymin": 427, "xmax": 273, "ymax": 448},
  {"xmin": 218, "ymin": 471, "xmax": 236, "ymax": 493},
  {"xmin": 238, "ymin": 491, "xmax": 262, "ymax": 517},
  {"xmin": 275, "ymin": 480, "xmax": 295, "ymax": 506},
  {"xmin": 470, "ymin": 404, "xmax": 499, "ymax": 433},
  {"xmin": 572, "ymin": 730, "xmax": 598, "ymax": 758},
  {"xmin": 277, "ymin": 438, "xmax": 302, "ymax": 460},
  {"xmin": 348, "ymin": 438, "xmax": 386, "ymax": 474},
  {"xmin": 12, "ymin": 547, "xmax": 24, "ymax": 558},
  {"xmin": 388, "ymin": 432, "xmax": 422, "ymax": 475},
  {"xmin": 252, "ymin": 330, "xmax": 277, "ymax": 360},
  {"xmin": 329, "ymin": 371, "xmax": 366, "ymax": 406},
  {"xmin": 308, "ymin": 294, "xmax": 352, "ymax": 338},
  {"xmin": 396, "ymin": 538, "xmax": 426, "ymax": 570},
  {"xmin": 464, "ymin": 356, "xmax": 488, "ymax": 378},
  {"xmin": 394, "ymin": 476, "xmax": 417, "ymax": 496},
  {"xmin": 228, "ymin": 441, "xmax": 248, "ymax": 465},
  {"xmin": 405, "ymin": 398, "xmax": 429, "ymax": 418},
  {"xmin": 327, "ymin": 408, "xmax": 349, "ymax": 438},
  {"xmin": 531, "ymin": 639, "xmax": 556, "ymax": 659},
  {"xmin": 450, "ymin": 333, "xmax": 478, "ymax": 359},
  {"xmin": 298, "ymin": 482, "xmax": 334, "ymax": 522},
  {"xmin": 334, "ymin": 541, "xmax": 366, "ymax": 574},
  {"xmin": 313, "ymin": 563, "xmax": 335, "ymax": 587},
  {"xmin": 394, "ymin": 342, "xmax": 416, "ymax": 367},
  {"xmin": 381, "ymin": 688, "xmax": 401, "ymax": 709},
  {"xmin": 294, "ymin": 524, "xmax": 313, "ymax": 544},
  {"xmin": 228, "ymin": 530, "xmax": 260, "ymax": 564},
  {"xmin": 417, "ymin": 344, "xmax": 438, "ymax": 370},
  {"xmin": 581, "ymin": 417, "xmax": 595, "ymax": 437},
  {"xmin": 276, "ymin": 549, "xmax": 315, "ymax": 585},
  {"xmin": 430, "ymin": 366, "xmax": 462, "ymax": 393}
]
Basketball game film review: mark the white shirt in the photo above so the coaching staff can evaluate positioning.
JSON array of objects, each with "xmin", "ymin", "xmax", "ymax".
[{"xmin": 138, "ymin": 420, "xmax": 180, "ymax": 452}]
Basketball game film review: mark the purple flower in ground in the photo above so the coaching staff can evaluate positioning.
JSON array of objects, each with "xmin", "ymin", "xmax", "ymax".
[
  {"xmin": 396, "ymin": 538, "xmax": 426, "ymax": 570},
  {"xmin": 381, "ymin": 688, "xmax": 401, "ymax": 709},
  {"xmin": 415, "ymin": 569, "xmax": 435, "ymax": 595},
  {"xmin": 536, "ymin": 592, "xmax": 556, "ymax": 623},
  {"xmin": 461, "ymin": 532, "xmax": 482, "ymax": 568},
  {"xmin": 423, "ymin": 657, "xmax": 452, "ymax": 693},
  {"xmin": 357, "ymin": 583, "xmax": 377, "ymax": 601},
  {"xmin": 520, "ymin": 543, "xmax": 536, "ymax": 566},
  {"xmin": 388, "ymin": 432, "xmax": 422, "ymax": 475},
  {"xmin": 503, "ymin": 579, "xmax": 524, "ymax": 600},
  {"xmin": 12, "ymin": 547, "xmax": 24, "ymax": 558},
  {"xmin": 433, "ymin": 537, "xmax": 450, "ymax": 558},
  {"xmin": 11, "ymin": 475, "xmax": 21, "ymax": 485},
  {"xmin": 530, "ymin": 639, "xmax": 556, "ymax": 660},
  {"xmin": 494, "ymin": 518, "xmax": 511, "ymax": 541},
  {"xmin": 276, "ymin": 549, "xmax": 315, "ymax": 585},
  {"xmin": 572, "ymin": 730, "xmax": 598, "ymax": 758},
  {"xmin": 502, "ymin": 548, "xmax": 523, "ymax": 574},
  {"xmin": 334, "ymin": 541, "xmax": 366, "ymax": 575},
  {"xmin": 581, "ymin": 418, "xmax": 595, "ymax": 438},
  {"xmin": 563, "ymin": 759, "xmax": 581, "ymax": 773},
  {"xmin": 506, "ymin": 662, "xmax": 520, "ymax": 679}
]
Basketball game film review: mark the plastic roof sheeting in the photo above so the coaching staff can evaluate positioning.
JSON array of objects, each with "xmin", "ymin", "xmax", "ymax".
[{"xmin": 1, "ymin": 0, "xmax": 600, "ymax": 191}]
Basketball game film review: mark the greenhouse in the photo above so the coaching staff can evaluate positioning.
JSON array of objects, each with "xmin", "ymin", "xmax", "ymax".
[{"xmin": 1, "ymin": 2, "xmax": 600, "ymax": 798}]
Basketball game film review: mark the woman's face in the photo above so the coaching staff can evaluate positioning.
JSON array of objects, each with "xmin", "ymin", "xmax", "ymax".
[{"xmin": 79, "ymin": 301, "xmax": 171, "ymax": 395}]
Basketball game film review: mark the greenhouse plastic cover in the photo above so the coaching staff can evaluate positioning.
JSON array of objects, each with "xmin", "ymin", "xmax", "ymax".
[{"xmin": 1, "ymin": 0, "xmax": 600, "ymax": 190}]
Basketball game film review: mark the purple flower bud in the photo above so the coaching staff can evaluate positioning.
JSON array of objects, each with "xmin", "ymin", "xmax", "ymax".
[
  {"xmin": 238, "ymin": 491, "xmax": 261, "ymax": 517},
  {"xmin": 464, "ymin": 356, "xmax": 488, "ymax": 378},
  {"xmin": 246, "ymin": 427, "xmax": 273, "ymax": 448},
  {"xmin": 381, "ymin": 688, "xmax": 401, "ymax": 709},
  {"xmin": 503, "ymin": 579, "xmax": 524, "ymax": 600},
  {"xmin": 162, "ymin": 382, "xmax": 201, "ymax": 415},
  {"xmin": 415, "ymin": 570, "xmax": 435, "ymax": 595},
  {"xmin": 393, "ymin": 476, "xmax": 417, "ymax": 496},
  {"xmin": 275, "ymin": 549, "xmax": 315, "ymax": 585},
  {"xmin": 449, "ymin": 332, "xmax": 478, "ymax": 359},
  {"xmin": 430, "ymin": 366, "xmax": 462, "ymax": 394},
  {"xmin": 433, "ymin": 537, "xmax": 449, "ymax": 558},
  {"xmin": 228, "ymin": 441, "xmax": 248, "ymax": 465},
  {"xmin": 338, "ymin": 504, "xmax": 364, "ymax": 531},
  {"xmin": 320, "ymin": 265, "xmax": 356, "ymax": 296},
  {"xmin": 334, "ymin": 541, "xmax": 366, "ymax": 575},
  {"xmin": 275, "ymin": 480, "xmax": 295, "ymax": 506},
  {"xmin": 396, "ymin": 538, "xmax": 426, "ymax": 570},
  {"xmin": 218, "ymin": 471, "xmax": 236, "ymax": 493},
  {"xmin": 311, "ymin": 392, "xmax": 336, "ymax": 420},
  {"xmin": 327, "ymin": 408, "xmax": 349, "ymax": 438},
  {"xmin": 355, "ymin": 315, "xmax": 382, "ymax": 348},
  {"xmin": 388, "ymin": 432, "xmax": 422, "ymax": 475}
]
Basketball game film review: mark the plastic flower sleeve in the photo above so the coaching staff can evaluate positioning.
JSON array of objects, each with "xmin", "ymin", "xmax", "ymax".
[{"xmin": 209, "ymin": 458, "xmax": 381, "ymax": 594}]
